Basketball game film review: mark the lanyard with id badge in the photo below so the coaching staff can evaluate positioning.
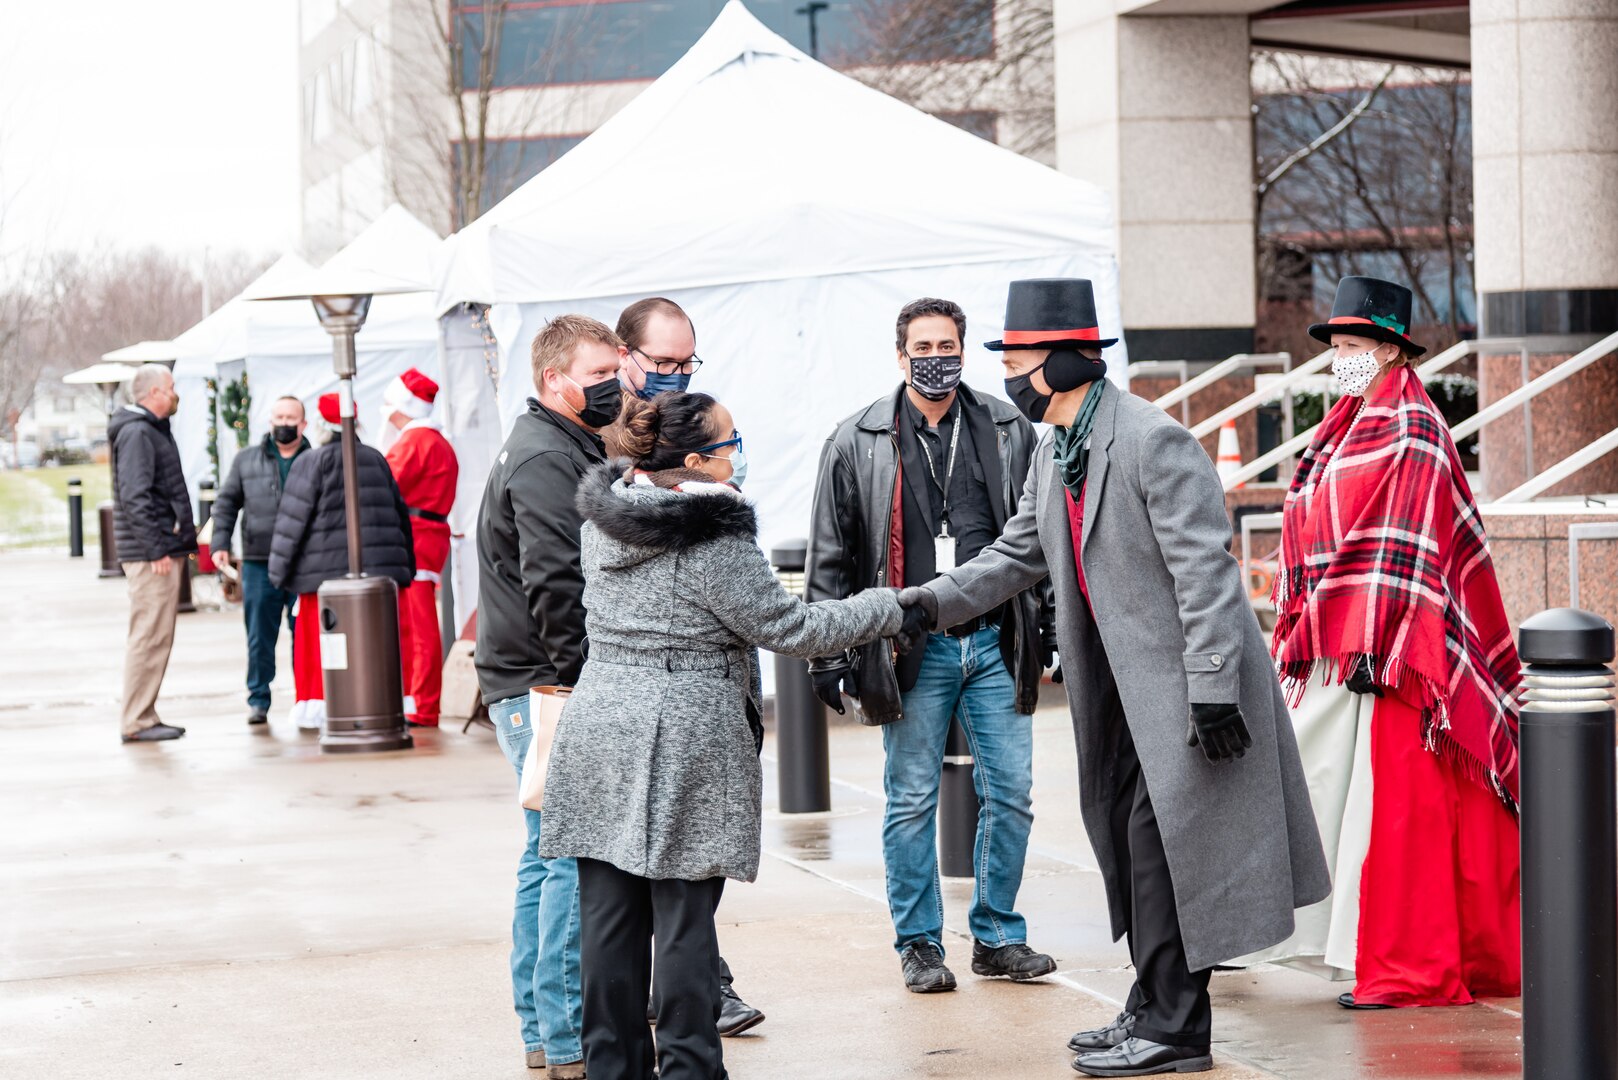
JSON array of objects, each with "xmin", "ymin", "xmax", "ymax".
[{"xmin": 915, "ymin": 403, "xmax": 962, "ymax": 572}]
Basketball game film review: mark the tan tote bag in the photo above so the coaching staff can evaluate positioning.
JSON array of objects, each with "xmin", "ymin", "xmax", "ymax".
[{"xmin": 518, "ymin": 685, "xmax": 572, "ymax": 812}]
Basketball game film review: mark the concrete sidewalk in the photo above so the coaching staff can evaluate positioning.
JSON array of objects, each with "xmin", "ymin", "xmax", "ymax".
[{"xmin": 0, "ymin": 551, "xmax": 1524, "ymax": 1078}]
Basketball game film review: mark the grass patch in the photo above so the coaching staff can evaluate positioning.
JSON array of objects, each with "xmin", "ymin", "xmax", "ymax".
[{"xmin": 0, "ymin": 467, "xmax": 114, "ymax": 550}]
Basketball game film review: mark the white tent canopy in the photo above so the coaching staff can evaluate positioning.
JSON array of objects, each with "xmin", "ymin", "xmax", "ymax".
[{"xmin": 433, "ymin": 0, "xmax": 1122, "ymax": 557}]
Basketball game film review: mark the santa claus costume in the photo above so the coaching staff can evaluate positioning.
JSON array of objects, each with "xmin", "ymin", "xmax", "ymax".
[
  {"xmin": 382, "ymin": 368, "xmax": 459, "ymax": 726},
  {"xmin": 289, "ymin": 393, "xmax": 342, "ymax": 731}
]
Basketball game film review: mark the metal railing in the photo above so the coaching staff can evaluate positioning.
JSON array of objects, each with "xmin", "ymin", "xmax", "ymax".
[
  {"xmin": 1450, "ymin": 330, "xmax": 1618, "ymax": 444},
  {"xmin": 1148, "ymin": 353, "xmax": 1292, "ymax": 415},
  {"xmin": 1220, "ymin": 340, "xmax": 1473, "ymax": 490},
  {"xmin": 1190, "ymin": 350, "xmax": 1335, "ymax": 440},
  {"xmin": 1569, "ymin": 522, "xmax": 1618, "ymax": 607}
]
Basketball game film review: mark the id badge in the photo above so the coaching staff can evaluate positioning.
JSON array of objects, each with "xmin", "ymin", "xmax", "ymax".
[{"xmin": 934, "ymin": 531, "xmax": 957, "ymax": 572}]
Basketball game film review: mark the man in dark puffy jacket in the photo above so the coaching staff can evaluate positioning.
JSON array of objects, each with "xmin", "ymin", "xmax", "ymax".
[
  {"xmin": 210, "ymin": 395, "xmax": 311, "ymax": 725},
  {"xmin": 110, "ymin": 364, "xmax": 197, "ymax": 744},
  {"xmin": 268, "ymin": 393, "xmax": 414, "ymax": 730}
]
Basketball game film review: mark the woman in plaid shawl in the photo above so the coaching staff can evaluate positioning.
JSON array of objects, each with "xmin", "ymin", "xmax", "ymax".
[{"xmin": 1245, "ymin": 277, "xmax": 1521, "ymax": 1009}]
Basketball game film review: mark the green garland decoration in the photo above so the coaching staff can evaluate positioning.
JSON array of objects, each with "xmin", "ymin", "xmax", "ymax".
[
  {"xmin": 205, "ymin": 377, "xmax": 220, "ymax": 479},
  {"xmin": 220, "ymin": 373, "xmax": 252, "ymax": 450}
]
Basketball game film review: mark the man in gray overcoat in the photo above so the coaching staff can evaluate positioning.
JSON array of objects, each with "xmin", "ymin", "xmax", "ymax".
[{"xmin": 899, "ymin": 279, "xmax": 1330, "ymax": 1078}]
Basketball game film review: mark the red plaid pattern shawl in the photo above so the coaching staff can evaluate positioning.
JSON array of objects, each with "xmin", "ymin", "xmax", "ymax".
[{"xmin": 1272, "ymin": 364, "xmax": 1521, "ymax": 810}]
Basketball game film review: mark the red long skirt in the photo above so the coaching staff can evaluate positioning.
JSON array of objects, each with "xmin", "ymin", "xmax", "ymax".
[{"xmin": 1354, "ymin": 693, "xmax": 1522, "ymax": 1005}]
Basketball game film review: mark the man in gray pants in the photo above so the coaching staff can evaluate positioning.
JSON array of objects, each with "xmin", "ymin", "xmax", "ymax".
[{"xmin": 109, "ymin": 364, "xmax": 197, "ymax": 744}]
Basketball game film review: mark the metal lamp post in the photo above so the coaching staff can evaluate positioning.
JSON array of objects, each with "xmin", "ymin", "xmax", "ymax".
[{"xmin": 254, "ymin": 274, "xmax": 425, "ymax": 754}]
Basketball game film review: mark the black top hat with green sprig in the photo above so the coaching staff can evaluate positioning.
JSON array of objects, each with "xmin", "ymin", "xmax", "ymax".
[{"xmin": 1308, "ymin": 276, "xmax": 1426, "ymax": 357}]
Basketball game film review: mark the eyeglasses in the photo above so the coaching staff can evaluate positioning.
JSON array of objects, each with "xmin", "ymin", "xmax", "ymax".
[
  {"xmin": 631, "ymin": 347, "xmax": 703, "ymax": 377},
  {"xmin": 695, "ymin": 430, "xmax": 742, "ymax": 456}
]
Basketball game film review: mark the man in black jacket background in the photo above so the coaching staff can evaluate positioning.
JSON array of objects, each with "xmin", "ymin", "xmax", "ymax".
[
  {"xmin": 210, "ymin": 395, "xmax": 310, "ymax": 725},
  {"xmin": 806, "ymin": 298, "xmax": 1057, "ymax": 993},
  {"xmin": 475, "ymin": 314, "xmax": 623, "ymax": 1078},
  {"xmin": 110, "ymin": 364, "xmax": 197, "ymax": 744}
]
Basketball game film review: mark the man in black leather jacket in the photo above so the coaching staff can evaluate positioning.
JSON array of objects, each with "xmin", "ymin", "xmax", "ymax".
[
  {"xmin": 805, "ymin": 298, "xmax": 1057, "ymax": 994},
  {"xmin": 210, "ymin": 395, "xmax": 311, "ymax": 725}
]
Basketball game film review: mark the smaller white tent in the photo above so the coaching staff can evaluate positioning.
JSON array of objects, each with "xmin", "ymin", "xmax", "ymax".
[
  {"xmin": 434, "ymin": 0, "xmax": 1123, "ymax": 552},
  {"xmin": 240, "ymin": 205, "xmax": 444, "ymax": 442},
  {"xmin": 170, "ymin": 254, "xmax": 317, "ymax": 500}
]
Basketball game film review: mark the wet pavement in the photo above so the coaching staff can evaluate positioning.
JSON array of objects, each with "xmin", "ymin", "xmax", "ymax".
[{"xmin": 0, "ymin": 551, "xmax": 1524, "ymax": 1078}]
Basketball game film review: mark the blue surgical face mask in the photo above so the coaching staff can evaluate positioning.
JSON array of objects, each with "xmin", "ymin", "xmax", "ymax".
[
  {"xmin": 726, "ymin": 449, "xmax": 748, "ymax": 488},
  {"xmin": 635, "ymin": 370, "xmax": 692, "ymax": 400}
]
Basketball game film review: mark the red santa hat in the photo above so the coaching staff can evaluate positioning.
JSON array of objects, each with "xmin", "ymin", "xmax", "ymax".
[
  {"xmin": 384, "ymin": 367, "xmax": 438, "ymax": 420},
  {"xmin": 318, "ymin": 393, "xmax": 341, "ymax": 426}
]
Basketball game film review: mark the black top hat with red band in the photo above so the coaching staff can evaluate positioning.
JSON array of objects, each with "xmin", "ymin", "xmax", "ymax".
[
  {"xmin": 985, "ymin": 278, "xmax": 1118, "ymax": 352},
  {"xmin": 1308, "ymin": 275, "xmax": 1426, "ymax": 357}
]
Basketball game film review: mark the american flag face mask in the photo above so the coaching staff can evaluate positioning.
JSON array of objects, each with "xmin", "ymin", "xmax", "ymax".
[{"xmin": 906, "ymin": 353, "xmax": 964, "ymax": 401}]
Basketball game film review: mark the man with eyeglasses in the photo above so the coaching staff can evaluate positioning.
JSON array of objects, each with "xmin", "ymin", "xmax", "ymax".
[
  {"xmin": 604, "ymin": 296, "xmax": 766, "ymax": 1038},
  {"xmin": 806, "ymin": 297, "xmax": 1058, "ymax": 993}
]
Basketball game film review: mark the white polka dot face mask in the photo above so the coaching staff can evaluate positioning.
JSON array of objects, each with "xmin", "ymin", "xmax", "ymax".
[{"xmin": 1331, "ymin": 349, "xmax": 1381, "ymax": 397}]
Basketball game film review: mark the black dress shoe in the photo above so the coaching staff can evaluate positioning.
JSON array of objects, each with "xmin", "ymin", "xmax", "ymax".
[
  {"xmin": 1337, "ymin": 992, "xmax": 1393, "ymax": 1010},
  {"xmin": 717, "ymin": 978, "xmax": 764, "ymax": 1037},
  {"xmin": 899, "ymin": 942, "xmax": 957, "ymax": 993},
  {"xmin": 248, "ymin": 708, "xmax": 268, "ymax": 726},
  {"xmin": 1071, "ymin": 1037, "xmax": 1212, "ymax": 1076},
  {"xmin": 1068, "ymin": 1011, "xmax": 1135, "ymax": 1053},
  {"xmin": 122, "ymin": 723, "xmax": 186, "ymax": 744},
  {"xmin": 972, "ymin": 940, "xmax": 1057, "ymax": 981}
]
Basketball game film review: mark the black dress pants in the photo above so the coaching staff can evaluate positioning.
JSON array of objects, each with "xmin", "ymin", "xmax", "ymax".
[
  {"xmin": 577, "ymin": 857, "xmax": 729, "ymax": 1080},
  {"xmin": 1102, "ymin": 673, "xmax": 1213, "ymax": 1049}
]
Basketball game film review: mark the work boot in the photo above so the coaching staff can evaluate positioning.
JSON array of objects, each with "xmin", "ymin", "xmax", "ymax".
[
  {"xmin": 122, "ymin": 723, "xmax": 186, "ymax": 744},
  {"xmin": 1068, "ymin": 1011, "xmax": 1135, "ymax": 1053},
  {"xmin": 899, "ymin": 942, "xmax": 957, "ymax": 993},
  {"xmin": 547, "ymin": 1062, "xmax": 585, "ymax": 1079},
  {"xmin": 717, "ymin": 976, "xmax": 765, "ymax": 1037},
  {"xmin": 971, "ymin": 940, "xmax": 1057, "ymax": 981},
  {"xmin": 1071, "ymin": 1037, "xmax": 1212, "ymax": 1076},
  {"xmin": 248, "ymin": 708, "xmax": 268, "ymax": 726},
  {"xmin": 525, "ymin": 1050, "xmax": 546, "ymax": 1069}
]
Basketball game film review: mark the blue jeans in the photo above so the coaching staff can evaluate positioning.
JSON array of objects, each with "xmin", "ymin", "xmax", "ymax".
[
  {"xmin": 241, "ymin": 559, "xmax": 294, "ymax": 711},
  {"xmin": 882, "ymin": 625, "xmax": 1034, "ymax": 954},
  {"xmin": 491, "ymin": 694, "xmax": 585, "ymax": 1064}
]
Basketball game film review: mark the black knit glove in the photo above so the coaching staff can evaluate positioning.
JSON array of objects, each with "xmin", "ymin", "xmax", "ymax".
[
  {"xmin": 1344, "ymin": 655, "xmax": 1384, "ymax": 697},
  {"xmin": 1187, "ymin": 703, "xmax": 1253, "ymax": 763},
  {"xmin": 812, "ymin": 665, "xmax": 855, "ymax": 715}
]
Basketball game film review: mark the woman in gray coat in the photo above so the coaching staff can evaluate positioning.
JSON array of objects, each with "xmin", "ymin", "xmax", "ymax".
[{"xmin": 538, "ymin": 392, "xmax": 918, "ymax": 1080}]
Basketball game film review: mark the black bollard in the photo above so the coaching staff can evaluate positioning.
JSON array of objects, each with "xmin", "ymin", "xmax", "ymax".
[
  {"xmin": 771, "ymin": 540, "xmax": 831, "ymax": 813},
  {"xmin": 1518, "ymin": 607, "xmax": 1618, "ymax": 1080},
  {"xmin": 97, "ymin": 501, "xmax": 123, "ymax": 577},
  {"xmin": 938, "ymin": 718, "xmax": 978, "ymax": 878},
  {"xmin": 67, "ymin": 478, "xmax": 84, "ymax": 558}
]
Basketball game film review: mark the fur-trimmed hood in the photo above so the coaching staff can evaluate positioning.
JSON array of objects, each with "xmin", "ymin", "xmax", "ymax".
[{"xmin": 576, "ymin": 460, "xmax": 757, "ymax": 567}]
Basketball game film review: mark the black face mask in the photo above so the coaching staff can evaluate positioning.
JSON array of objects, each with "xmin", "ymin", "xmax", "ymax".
[
  {"xmin": 563, "ymin": 374, "xmax": 624, "ymax": 429},
  {"xmin": 271, "ymin": 424, "xmax": 300, "ymax": 446},
  {"xmin": 906, "ymin": 353, "xmax": 964, "ymax": 402},
  {"xmin": 1003, "ymin": 350, "xmax": 1107, "ymax": 423}
]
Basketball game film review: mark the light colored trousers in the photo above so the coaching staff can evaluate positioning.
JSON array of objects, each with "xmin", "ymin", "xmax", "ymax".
[{"xmin": 121, "ymin": 559, "xmax": 182, "ymax": 736}]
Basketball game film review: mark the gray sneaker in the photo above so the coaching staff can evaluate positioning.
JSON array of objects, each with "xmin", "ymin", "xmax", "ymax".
[{"xmin": 899, "ymin": 941, "xmax": 957, "ymax": 993}]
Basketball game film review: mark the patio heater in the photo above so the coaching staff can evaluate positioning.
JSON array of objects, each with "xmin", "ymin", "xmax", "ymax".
[{"xmin": 253, "ymin": 272, "xmax": 424, "ymax": 754}]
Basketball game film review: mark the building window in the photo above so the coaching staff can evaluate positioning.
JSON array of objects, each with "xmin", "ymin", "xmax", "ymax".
[
  {"xmin": 454, "ymin": 136, "xmax": 588, "ymax": 219},
  {"xmin": 934, "ymin": 110, "xmax": 997, "ymax": 143},
  {"xmin": 454, "ymin": 0, "xmax": 994, "ymax": 90}
]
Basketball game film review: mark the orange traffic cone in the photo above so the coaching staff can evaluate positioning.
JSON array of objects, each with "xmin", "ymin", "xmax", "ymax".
[{"xmin": 1216, "ymin": 420, "xmax": 1244, "ymax": 489}]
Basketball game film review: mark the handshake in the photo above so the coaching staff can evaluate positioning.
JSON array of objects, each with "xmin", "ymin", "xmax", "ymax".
[{"xmin": 811, "ymin": 587, "xmax": 937, "ymax": 716}]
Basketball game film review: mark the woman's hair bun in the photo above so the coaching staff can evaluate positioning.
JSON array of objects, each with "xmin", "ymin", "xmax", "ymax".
[{"xmin": 617, "ymin": 394, "xmax": 661, "ymax": 461}]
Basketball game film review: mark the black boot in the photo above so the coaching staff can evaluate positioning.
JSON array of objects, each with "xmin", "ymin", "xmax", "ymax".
[
  {"xmin": 1068, "ymin": 1011, "xmax": 1135, "ymax": 1053},
  {"xmin": 717, "ymin": 975, "xmax": 764, "ymax": 1037}
]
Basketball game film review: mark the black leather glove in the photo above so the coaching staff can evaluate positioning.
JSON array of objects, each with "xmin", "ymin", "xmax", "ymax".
[
  {"xmin": 894, "ymin": 602, "xmax": 931, "ymax": 655},
  {"xmin": 1050, "ymin": 663, "xmax": 1064, "ymax": 685},
  {"xmin": 1187, "ymin": 702, "xmax": 1253, "ymax": 763},
  {"xmin": 812, "ymin": 665, "xmax": 854, "ymax": 715},
  {"xmin": 1344, "ymin": 655, "xmax": 1384, "ymax": 697},
  {"xmin": 893, "ymin": 587, "xmax": 938, "ymax": 655}
]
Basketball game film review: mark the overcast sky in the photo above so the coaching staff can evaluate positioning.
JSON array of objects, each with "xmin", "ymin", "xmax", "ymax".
[{"xmin": 2, "ymin": 1, "xmax": 301, "ymax": 260}]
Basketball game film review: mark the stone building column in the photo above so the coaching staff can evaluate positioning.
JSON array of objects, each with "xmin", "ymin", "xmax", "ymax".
[
  {"xmin": 1052, "ymin": 6, "xmax": 1255, "ymax": 362},
  {"xmin": 1472, "ymin": 0, "xmax": 1618, "ymax": 497}
]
